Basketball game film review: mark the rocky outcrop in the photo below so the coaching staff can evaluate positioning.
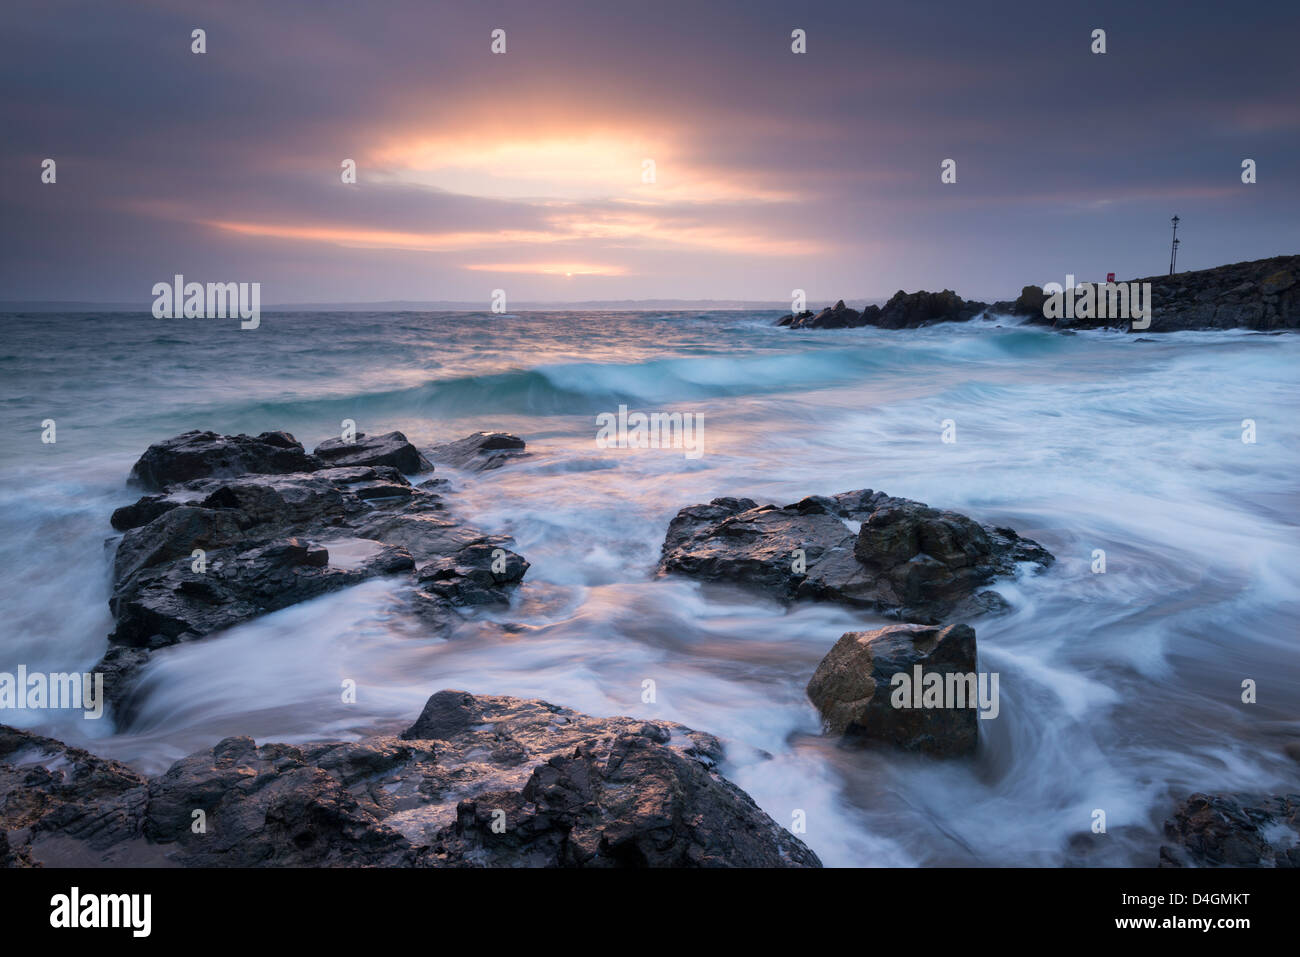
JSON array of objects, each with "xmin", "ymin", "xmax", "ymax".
[
  {"xmin": 312, "ymin": 431, "xmax": 433, "ymax": 474},
  {"xmin": 780, "ymin": 255, "xmax": 1299, "ymax": 333},
  {"xmin": 0, "ymin": 691, "xmax": 821, "ymax": 868},
  {"xmin": 658, "ymin": 489, "xmax": 1051, "ymax": 623},
  {"xmin": 1058, "ymin": 255, "xmax": 1300, "ymax": 332},
  {"xmin": 1159, "ymin": 793, "xmax": 1300, "ymax": 867},
  {"xmin": 429, "ymin": 432, "xmax": 528, "ymax": 472},
  {"xmin": 780, "ymin": 300, "xmax": 872, "ymax": 330},
  {"xmin": 97, "ymin": 431, "xmax": 529, "ymax": 722},
  {"xmin": 127, "ymin": 430, "xmax": 324, "ymax": 491},
  {"xmin": 777, "ymin": 292, "xmax": 985, "ymax": 330},
  {"xmin": 875, "ymin": 289, "xmax": 987, "ymax": 329},
  {"xmin": 988, "ymin": 285, "xmax": 1047, "ymax": 320},
  {"xmin": 806, "ymin": 623, "xmax": 979, "ymax": 756}
]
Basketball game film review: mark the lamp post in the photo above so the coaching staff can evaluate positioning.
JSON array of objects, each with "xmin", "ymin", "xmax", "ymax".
[{"xmin": 1169, "ymin": 216, "xmax": 1180, "ymax": 275}]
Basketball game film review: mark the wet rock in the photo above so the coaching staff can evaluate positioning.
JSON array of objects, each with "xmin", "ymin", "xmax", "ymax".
[
  {"xmin": 96, "ymin": 430, "xmax": 529, "ymax": 721},
  {"xmin": 312, "ymin": 431, "xmax": 433, "ymax": 474},
  {"xmin": 108, "ymin": 536, "xmax": 413, "ymax": 649},
  {"xmin": 414, "ymin": 540, "xmax": 530, "ymax": 606},
  {"xmin": 110, "ymin": 495, "xmax": 180, "ymax": 531},
  {"xmin": 659, "ymin": 489, "xmax": 1051, "ymax": 623},
  {"xmin": 0, "ymin": 692, "xmax": 820, "ymax": 868},
  {"xmin": 127, "ymin": 430, "xmax": 323, "ymax": 491},
  {"xmin": 1159, "ymin": 793, "xmax": 1300, "ymax": 867},
  {"xmin": 806, "ymin": 623, "xmax": 979, "ymax": 755},
  {"xmin": 0, "ymin": 725, "xmax": 155, "ymax": 867},
  {"xmin": 429, "ymin": 432, "xmax": 528, "ymax": 472}
]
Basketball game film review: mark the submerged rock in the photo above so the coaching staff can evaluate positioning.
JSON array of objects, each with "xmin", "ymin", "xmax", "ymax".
[
  {"xmin": 658, "ymin": 489, "xmax": 1051, "ymax": 623},
  {"xmin": 1159, "ymin": 793, "xmax": 1300, "ymax": 867},
  {"xmin": 312, "ymin": 430, "xmax": 433, "ymax": 474},
  {"xmin": 806, "ymin": 623, "xmax": 980, "ymax": 756},
  {"xmin": 0, "ymin": 691, "xmax": 821, "ymax": 868},
  {"xmin": 428, "ymin": 432, "xmax": 528, "ymax": 471}
]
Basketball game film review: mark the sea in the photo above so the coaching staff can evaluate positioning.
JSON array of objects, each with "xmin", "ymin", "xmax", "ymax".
[{"xmin": 1, "ymin": 309, "xmax": 1297, "ymax": 866}]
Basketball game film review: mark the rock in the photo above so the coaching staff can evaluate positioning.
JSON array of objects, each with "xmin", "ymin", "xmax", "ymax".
[
  {"xmin": 658, "ymin": 489, "xmax": 1051, "ymax": 623},
  {"xmin": 414, "ymin": 540, "xmax": 529, "ymax": 606},
  {"xmin": 806, "ymin": 623, "xmax": 979, "ymax": 755},
  {"xmin": 788, "ymin": 300, "xmax": 861, "ymax": 330},
  {"xmin": 1260, "ymin": 269, "xmax": 1295, "ymax": 295},
  {"xmin": 778, "ymin": 255, "xmax": 1300, "ymax": 334},
  {"xmin": 428, "ymin": 432, "xmax": 528, "ymax": 472},
  {"xmin": 110, "ymin": 495, "xmax": 180, "ymax": 531},
  {"xmin": 1159, "ymin": 793, "xmax": 1300, "ymax": 867},
  {"xmin": 1059, "ymin": 255, "xmax": 1300, "ymax": 333},
  {"xmin": 108, "ymin": 535, "xmax": 414, "ymax": 649},
  {"xmin": 0, "ymin": 692, "xmax": 821, "ymax": 868},
  {"xmin": 1015, "ymin": 284, "xmax": 1047, "ymax": 316},
  {"xmin": 0, "ymin": 725, "xmax": 154, "ymax": 867},
  {"xmin": 312, "ymin": 431, "xmax": 432, "ymax": 474},
  {"xmin": 95, "ymin": 431, "xmax": 529, "ymax": 722},
  {"xmin": 127, "ymin": 430, "xmax": 323, "ymax": 490},
  {"xmin": 782, "ymin": 291, "xmax": 985, "ymax": 330},
  {"xmin": 875, "ymin": 289, "xmax": 987, "ymax": 329}
]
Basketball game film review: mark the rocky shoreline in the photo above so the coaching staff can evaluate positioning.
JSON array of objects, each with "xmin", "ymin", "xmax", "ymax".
[
  {"xmin": 0, "ymin": 691, "xmax": 820, "ymax": 867},
  {"xmin": 2, "ymin": 426, "xmax": 1295, "ymax": 867},
  {"xmin": 777, "ymin": 255, "xmax": 1299, "ymax": 333}
]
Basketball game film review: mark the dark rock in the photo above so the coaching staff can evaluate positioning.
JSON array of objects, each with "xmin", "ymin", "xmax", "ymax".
[
  {"xmin": 127, "ymin": 430, "xmax": 323, "ymax": 491},
  {"xmin": 1159, "ymin": 793, "xmax": 1300, "ymax": 867},
  {"xmin": 312, "ymin": 431, "xmax": 432, "ymax": 474},
  {"xmin": 783, "ymin": 291, "xmax": 985, "ymax": 331},
  {"xmin": 414, "ymin": 540, "xmax": 529, "ymax": 606},
  {"xmin": 141, "ymin": 735, "xmax": 420, "ymax": 866},
  {"xmin": 990, "ymin": 285, "xmax": 1049, "ymax": 322},
  {"xmin": 806, "ymin": 623, "xmax": 979, "ymax": 755},
  {"xmin": 108, "ymin": 536, "xmax": 414, "ymax": 649},
  {"xmin": 1, "ymin": 692, "xmax": 820, "ymax": 868},
  {"xmin": 791, "ymin": 300, "xmax": 860, "ymax": 329},
  {"xmin": 96, "ymin": 431, "xmax": 529, "ymax": 722},
  {"xmin": 659, "ymin": 489, "xmax": 1051, "ymax": 623},
  {"xmin": 780, "ymin": 255, "xmax": 1300, "ymax": 334},
  {"xmin": 875, "ymin": 289, "xmax": 987, "ymax": 329},
  {"xmin": 402, "ymin": 689, "xmax": 486, "ymax": 741},
  {"xmin": 0, "ymin": 724, "xmax": 155, "ymax": 867},
  {"xmin": 110, "ymin": 495, "xmax": 180, "ymax": 531},
  {"xmin": 1054, "ymin": 255, "xmax": 1300, "ymax": 333},
  {"xmin": 428, "ymin": 432, "xmax": 528, "ymax": 472}
]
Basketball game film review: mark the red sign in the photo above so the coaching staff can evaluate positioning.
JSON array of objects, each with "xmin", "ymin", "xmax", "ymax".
[{"xmin": 1106, "ymin": 272, "xmax": 1116, "ymax": 283}]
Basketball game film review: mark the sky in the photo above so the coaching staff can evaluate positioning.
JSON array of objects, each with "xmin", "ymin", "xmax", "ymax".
[{"xmin": 2, "ymin": 0, "xmax": 1298, "ymax": 305}]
